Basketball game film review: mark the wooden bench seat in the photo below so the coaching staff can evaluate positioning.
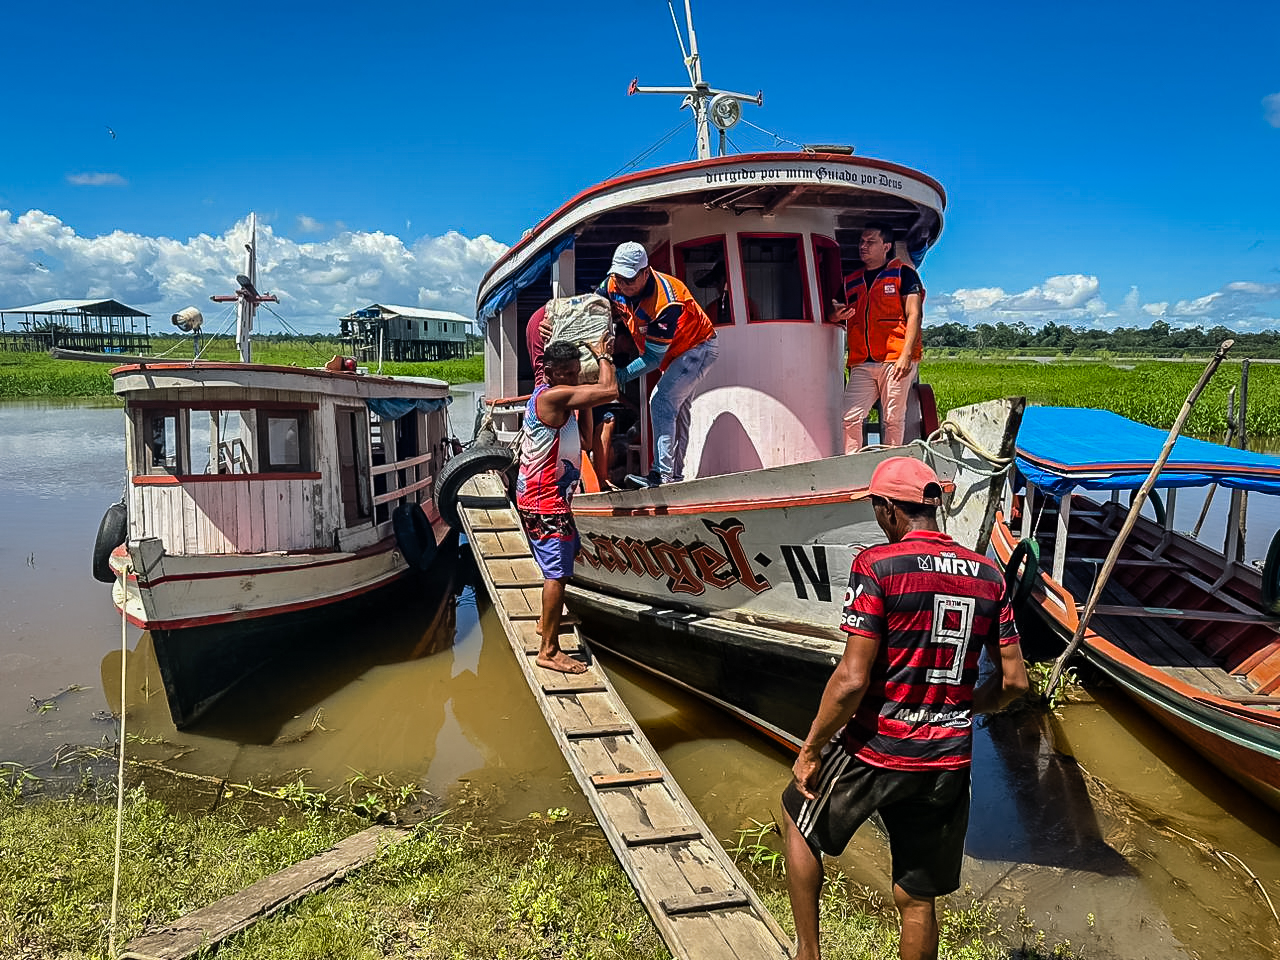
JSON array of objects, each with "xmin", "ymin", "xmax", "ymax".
[{"xmin": 1064, "ymin": 569, "xmax": 1252, "ymax": 699}]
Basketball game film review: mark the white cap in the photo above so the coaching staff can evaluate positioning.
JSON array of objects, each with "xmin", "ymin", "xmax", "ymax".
[{"xmin": 609, "ymin": 241, "xmax": 649, "ymax": 279}]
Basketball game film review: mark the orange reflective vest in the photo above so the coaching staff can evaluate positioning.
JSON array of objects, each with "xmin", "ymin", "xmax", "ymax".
[
  {"xmin": 605, "ymin": 271, "xmax": 714, "ymax": 372},
  {"xmin": 842, "ymin": 258, "xmax": 924, "ymax": 366}
]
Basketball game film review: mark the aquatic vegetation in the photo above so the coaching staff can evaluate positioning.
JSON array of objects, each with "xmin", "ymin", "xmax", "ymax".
[
  {"xmin": 926, "ymin": 358, "xmax": 1280, "ymax": 440},
  {"xmin": 0, "ymin": 343, "xmax": 484, "ymax": 400},
  {"xmin": 726, "ymin": 817, "xmax": 786, "ymax": 876}
]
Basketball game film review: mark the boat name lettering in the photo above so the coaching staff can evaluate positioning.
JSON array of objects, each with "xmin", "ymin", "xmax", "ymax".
[
  {"xmin": 704, "ymin": 167, "xmax": 904, "ymax": 191},
  {"xmin": 780, "ymin": 544, "xmax": 834, "ymax": 603},
  {"xmin": 576, "ymin": 518, "xmax": 771, "ymax": 597}
]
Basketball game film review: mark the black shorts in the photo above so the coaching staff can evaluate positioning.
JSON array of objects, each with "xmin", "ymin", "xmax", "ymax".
[{"xmin": 782, "ymin": 742, "xmax": 971, "ymax": 899}]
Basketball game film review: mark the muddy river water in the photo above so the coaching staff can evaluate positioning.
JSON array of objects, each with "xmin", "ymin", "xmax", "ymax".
[{"xmin": 2, "ymin": 396, "xmax": 1278, "ymax": 959}]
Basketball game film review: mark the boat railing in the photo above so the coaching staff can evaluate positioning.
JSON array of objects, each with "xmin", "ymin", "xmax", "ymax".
[
  {"xmin": 370, "ymin": 451, "xmax": 435, "ymax": 508},
  {"xmin": 482, "ymin": 395, "xmax": 530, "ymax": 444},
  {"xmin": 217, "ymin": 438, "xmax": 253, "ymax": 473}
]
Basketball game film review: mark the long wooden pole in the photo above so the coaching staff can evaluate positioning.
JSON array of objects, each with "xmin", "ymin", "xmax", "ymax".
[
  {"xmin": 1190, "ymin": 385, "xmax": 1236, "ymax": 539},
  {"xmin": 1042, "ymin": 339, "xmax": 1235, "ymax": 702}
]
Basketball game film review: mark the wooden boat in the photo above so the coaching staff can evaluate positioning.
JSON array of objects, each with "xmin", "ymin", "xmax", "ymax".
[
  {"xmin": 439, "ymin": 7, "xmax": 1025, "ymax": 748},
  {"xmin": 93, "ymin": 215, "xmax": 460, "ymax": 727},
  {"xmin": 991, "ymin": 405, "xmax": 1280, "ymax": 810}
]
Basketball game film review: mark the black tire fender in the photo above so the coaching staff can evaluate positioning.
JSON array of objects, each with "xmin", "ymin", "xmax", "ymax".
[
  {"xmin": 1003, "ymin": 538, "xmax": 1040, "ymax": 609},
  {"xmin": 1128, "ymin": 488, "xmax": 1166, "ymax": 527},
  {"xmin": 92, "ymin": 500, "xmax": 128, "ymax": 583},
  {"xmin": 392, "ymin": 503, "xmax": 438, "ymax": 573},
  {"xmin": 434, "ymin": 445, "xmax": 517, "ymax": 529},
  {"xmin": 1262, "ymin": 528, "xmax": 1280, "ymax": 616}
]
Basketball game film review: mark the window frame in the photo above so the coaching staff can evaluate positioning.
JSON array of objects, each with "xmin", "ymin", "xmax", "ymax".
[
  {"xmin": 812, "ymin": 234, "xmax": 846, "ymax": 324},
  {"xmin": 674, "ymin": 234, "xmax": 734, "ymax": 327},
  {"xmin": 736, "ymin": 232, "xmax": 813, "ymax": 324}
]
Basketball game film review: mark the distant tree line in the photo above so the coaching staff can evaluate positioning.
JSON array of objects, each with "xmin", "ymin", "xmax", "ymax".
[{"xmin": 925, "ymin": 320, "xmax": 1280, "ymax": 357}]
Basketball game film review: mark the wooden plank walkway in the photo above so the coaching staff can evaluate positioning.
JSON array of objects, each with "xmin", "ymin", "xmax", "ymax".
[{"xmin": 457, "ymin": 472, "xmax": 793, "ymax": 960}]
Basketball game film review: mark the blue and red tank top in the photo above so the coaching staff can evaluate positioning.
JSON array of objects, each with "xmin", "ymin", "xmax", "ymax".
[{"xmin": 515, "ymin": 384, "xmax": 582, "ymax": 515}]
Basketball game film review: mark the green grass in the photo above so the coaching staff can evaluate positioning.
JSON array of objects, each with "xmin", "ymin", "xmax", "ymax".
[{"xmin": 0, "ymin": 766, "xmax": 1082, "ymax": 960}]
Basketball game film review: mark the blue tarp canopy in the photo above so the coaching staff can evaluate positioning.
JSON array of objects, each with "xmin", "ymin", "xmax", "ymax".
[
  {"xmin": 476, "ymin": 233, "xmax": 576, "ymax": 324},
  {"xmin": 367, "ymin": 396, "xmax": 451, "ymax": 421},
  {"xmin": 1015, "ymin": 406, "xmax": 1280, "ymax": 498}
]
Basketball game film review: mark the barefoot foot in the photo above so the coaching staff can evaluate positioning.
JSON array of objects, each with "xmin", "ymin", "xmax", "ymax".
[{"xmin": 536, "ymin": 650, "xmax": 587, "ymax": 674}]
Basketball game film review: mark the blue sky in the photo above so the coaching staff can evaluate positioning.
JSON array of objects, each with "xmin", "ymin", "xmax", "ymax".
[{"xmin": 2, "ymin": 0, "xmax": 1278, "ymax": 334}]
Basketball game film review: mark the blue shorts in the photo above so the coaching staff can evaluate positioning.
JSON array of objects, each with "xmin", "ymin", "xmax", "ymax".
[{"xmin": 518, "ymin": 509, "xmax": 580, "ymax": 580}]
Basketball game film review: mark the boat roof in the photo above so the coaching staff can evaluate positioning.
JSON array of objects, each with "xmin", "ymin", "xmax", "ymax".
[
  {"xmin": 1015, "ymin": 406, "xmax": 1280, "ymax": 497},
  {"xmin": 476, "ymin": 150, "xmax": 947, "ymax": 321},
  {"xmin": 0, "ymin": 298, "xmax": 149, "ymax": 318},
  {"xmin": 109, "ymin": 360, "xmax": 450, "ymax": 401}
]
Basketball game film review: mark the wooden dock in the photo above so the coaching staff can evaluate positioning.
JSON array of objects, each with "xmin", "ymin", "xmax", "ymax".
[{"xmin": 457, "ymin": 472, "xmax": 792, "ymax": 960}]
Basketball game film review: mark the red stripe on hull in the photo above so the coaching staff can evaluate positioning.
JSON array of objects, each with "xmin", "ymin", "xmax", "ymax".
[{"xmin": 117, "ymin": 569, "xmax": 408, "ymax": 631}]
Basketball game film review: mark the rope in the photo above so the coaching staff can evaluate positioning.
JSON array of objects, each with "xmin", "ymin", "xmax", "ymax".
[
  {"xmin": 107, "ymin": 559, "xmax": 132, "ymax": 957},
  {"xmin": 738, "ymin": 118, "xmax": 804, "ymax": 151},
  {"xmin": 191, "ymin": 306, "xmax": 239, "ymax": 361},
  {"xmin": 929, "ymin": 418, "xmax": 1013, "ymax": 467},
  {"xmin": 261, "ymin": 305, "xmax": 337, "ymax": 366},
  {"xmin": 607, "ymin": 117, "xmax": 695, "ymax": 179}
]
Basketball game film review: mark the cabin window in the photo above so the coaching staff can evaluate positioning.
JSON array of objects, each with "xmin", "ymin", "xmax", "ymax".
[
  {"xmin": 143, "ymin": 409, "xmax": 181, "ymax": 474},
  {"xmin": 813, "ymin": 236, "xmax": 845, "ymax": 321},
  {"xmin": 261, "ymin": 412, "xmax": 310, "ymax": 472},
  {"xmin": 738, "ymin": 234, "xmax": 811, "ymax": 322},
  {"xmin": 214, "ymin": 409, "xmax": 258, "ymax": 474},
  {"xmin": 187, "ymin": 411, "xmax": 217, "ymax": 474},
  {"xmin": 675, "ymin": 237, "xmax": 733, "ymax": 326}
]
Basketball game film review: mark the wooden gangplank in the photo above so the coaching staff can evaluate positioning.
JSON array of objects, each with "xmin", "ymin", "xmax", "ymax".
[{"xmin": 457, "ymin": 473, "xmax": 792, "ymax": 960}]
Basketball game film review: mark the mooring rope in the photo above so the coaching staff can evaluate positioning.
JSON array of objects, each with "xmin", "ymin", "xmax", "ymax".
[{"xmin": 108, "ymin": 561, "xmax": 131, "ymax": 958}]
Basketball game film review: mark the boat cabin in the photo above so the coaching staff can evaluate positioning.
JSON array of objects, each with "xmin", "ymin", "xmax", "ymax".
[
  {"xmin": 476, "ymin": 152, "xmax": 946, "ymax": 483},
  {"xmin": 113, "ymin": 362, "xmax": 453, "ymax": 557}
]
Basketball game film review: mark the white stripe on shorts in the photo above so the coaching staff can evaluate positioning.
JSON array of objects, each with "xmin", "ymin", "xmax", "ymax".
[{"xmin": 796, "ymin": 745, "xmax": 850, "ymax": 836}]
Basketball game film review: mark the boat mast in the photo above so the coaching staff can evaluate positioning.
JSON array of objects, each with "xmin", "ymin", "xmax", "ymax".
[
  {"xmin": 209, "ymin": 212, "xmax": 279, "ymax": 363},
  {"xmin": 629, "ymin": 1, "xmax": 763, "ymax": 160}
]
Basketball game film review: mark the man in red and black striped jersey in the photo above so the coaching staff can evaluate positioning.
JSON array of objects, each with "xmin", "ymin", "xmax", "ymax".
[{"xmin": 782, "ymin": 456, "xmax": 1028, "ymax": 960}]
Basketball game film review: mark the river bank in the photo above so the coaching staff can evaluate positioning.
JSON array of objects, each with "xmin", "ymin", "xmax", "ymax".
[
  {"xmin": 0, "ymin": 349, "xmax": 485, "ymax": 400},
  {"xmin": 0, "ymin": 763, "xmax": 1084, "ymax": 960},
  {"xmin": 2, "ymin": 350, "xmax": 1274, "ymax": 441}
]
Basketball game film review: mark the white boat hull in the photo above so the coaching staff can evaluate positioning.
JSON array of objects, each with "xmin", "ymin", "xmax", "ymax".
[
  {"xmin": 569, "ymin": 398, "xmax": 1022, "ymax": 633},
  {"xmin": 110, "ymin": 537, "xmax": 411, "ymax": 632}
]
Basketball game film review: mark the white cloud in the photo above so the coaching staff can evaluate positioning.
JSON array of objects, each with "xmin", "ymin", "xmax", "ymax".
[
  {"xmin": 1264, "ymin": 92, "xmax": 1280, "ymax": 128},
  {"xmin": 296, "ymin": 215, "xmax": 325, "ymax": 234},
  {"xmin": 0, "ymin": 210, "xmax": 508, "ymax": 332},
  {"xmin": 999, "ymin": 274, "xmax": 1100, "ymax": 312},
  {"xmin": 926, "ymin": 274, "xmax": 1280, "ymax": 332},
  {"xmin": 66, "ymin": 172, "xmax": 127, "ymax": 187}
]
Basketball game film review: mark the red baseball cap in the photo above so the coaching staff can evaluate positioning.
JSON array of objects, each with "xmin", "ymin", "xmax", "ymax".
[{"xmin": 849, "ymin": 456, "xmax": 955, "ymax": 505}]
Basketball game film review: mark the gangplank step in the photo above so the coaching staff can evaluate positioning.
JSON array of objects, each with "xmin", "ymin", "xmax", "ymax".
[
  {"xmin": 542, "ymin": 679, "xmax": 608, "ymax": 694},
  {"xmin": 565, "ymin": 723, "xmax": 634, "ymax": 739},
  {"xmin": 622, "ymin": 825, "xmax": 703, "ymax": 847},
  {"xmin": 590, "ymin": 770, "xmax": 665, "ymax": 788},
  {"xmin": 660, "ymin": 890, "xmax": 751, "ymax": 915}
]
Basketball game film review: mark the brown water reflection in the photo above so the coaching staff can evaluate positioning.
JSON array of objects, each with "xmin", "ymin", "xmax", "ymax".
[{"xmin": 4, "ymin": 397, "xmax": 1280, "ymax": 960}]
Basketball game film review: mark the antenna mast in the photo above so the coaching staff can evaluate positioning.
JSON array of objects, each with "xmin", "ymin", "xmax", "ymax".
[
  {"xmin": 210, "ymin": 212, "xmax": 279, "ymax": 363},
  {"xmin": 629, "ymin": 1, "xmax": 763, "ymax": 160}
]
